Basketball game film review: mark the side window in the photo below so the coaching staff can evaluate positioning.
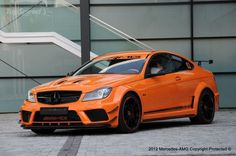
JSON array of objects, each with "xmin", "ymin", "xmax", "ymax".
[
  {"xmin": 146, "ymin": 54, "xmax": 172, "ymax": 75},
  {"xmin": 170, "ymin": 55, "xmax": 193, "ymax": 72}
]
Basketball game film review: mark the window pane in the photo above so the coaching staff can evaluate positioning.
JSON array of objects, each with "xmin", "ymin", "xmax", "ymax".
[
  {"xmin": 0, "ymin": 43, "xmax": 81, "ymax": 76},
  {"xmin": 0, "ymin": 78, "xmax": 56, "ymax": 112},
  {"xmin": 194, "ymin": 0, "xmax": 230, "ymax": 1},
  {"xmin": 0, "ymin": 1, "xmax": 80, "ymax": 40},
  {"xmin": 142, "ymin": 40, "xmax": 191, "ymax": 58},
  {"xmin": 91, "ymin": 40, "xmax": 191, "ymax": 58},
  {"xmin": 91, "ymin": 41, "xmax": 142, "ymax": 55},
  {"xmin": 215, "ymin": 75, "xmax": 236, "ymax": 108},
  {"xmin": 91, "ymin": 5, "xmax": 190, "ymax": 39},
  {"xmin": 194, "ymin": 4, "xmax": 236, "ymax": 37},
  {"xmin": 0, "ymin": 0, "xmax": 80, "ymax": 5},
  {"xmin": 0, "ymin": 61, "xmax": 24, "ymax": 76},
  {"xmin": 91, "ymin": 0, "xmax": 189, "ymax": 4},
  {"xmin": 194, "ymin": 39, "xmax": 236, "ymax": 72}
]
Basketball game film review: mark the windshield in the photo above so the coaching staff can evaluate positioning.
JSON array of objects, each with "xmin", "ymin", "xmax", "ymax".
[{"xmin": 74, "ymin": 58, "xmax": 146, "ymax": 75}]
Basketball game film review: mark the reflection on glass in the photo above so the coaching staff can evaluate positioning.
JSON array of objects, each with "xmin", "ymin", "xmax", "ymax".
[
  {"xmin": 90, "ymin": 5, "xmax": 190, "ymax": 55},
  {"xmin": 0, "ymin": 78, "xmax": 57, "ymax": 112},
  {"xmin": 0, "ymin": 0, "xmax": 80, "ymax": 40},
  {"xmin": 194, "ymin": 39, "xmax": 236, "ymax": 72},
  {"xmin": 0, "ymin": 43, "xmax": 81, "ymax": 76},
  {"xmin": 75, "ymin": 58, "xmax": 146, "ymax": 75}
]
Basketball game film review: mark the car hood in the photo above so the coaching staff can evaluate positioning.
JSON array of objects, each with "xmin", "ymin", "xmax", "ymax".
[{"xmin": 32, "ymin": 74, "xmax": 141, "ymax": 93}]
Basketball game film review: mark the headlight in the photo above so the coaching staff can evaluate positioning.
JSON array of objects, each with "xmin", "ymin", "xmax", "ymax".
[
  {"xmin": 27, "ymin": 90, "xmax": 36, "ymax": 103},
  {"xmin": 83, "ymin": 87, "xmax": 112, "ymax": 101}
]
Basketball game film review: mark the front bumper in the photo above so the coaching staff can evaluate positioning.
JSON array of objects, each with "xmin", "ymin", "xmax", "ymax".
[
  {"xmin": 20, "ymin": 99, "xmax": 119, "ymax": 129},
  {"xmin": 21, "ymin": 123, "xmax": 110, "ymax": 129}
]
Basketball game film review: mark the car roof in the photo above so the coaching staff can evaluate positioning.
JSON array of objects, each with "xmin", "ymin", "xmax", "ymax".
[
  {"xmin": 95, "ymin": 50, "xmax": 192, "ymax": 62},
  {"xmin": 95, "ymin": 50, "xmax": 152, "ymax": 59}
]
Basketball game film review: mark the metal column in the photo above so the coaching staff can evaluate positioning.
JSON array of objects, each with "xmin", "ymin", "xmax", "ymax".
[
  {"xmin": 190, "ymin": 0, "xmax": 194, "ymax": 60},
  {"xmin": 80, "ymin": 0, "xmax": 91, "ymax": 64}
]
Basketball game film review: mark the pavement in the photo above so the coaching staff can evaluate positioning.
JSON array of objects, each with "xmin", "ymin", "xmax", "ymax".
[{"xmin": 0, "ymin": 110, "xmax": 235, "ymax": 156}]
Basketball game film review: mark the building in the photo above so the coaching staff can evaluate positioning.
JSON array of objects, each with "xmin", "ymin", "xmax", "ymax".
[{"xmin": 0, "ymin": 0, "xmax": 235, "ymax": 112}]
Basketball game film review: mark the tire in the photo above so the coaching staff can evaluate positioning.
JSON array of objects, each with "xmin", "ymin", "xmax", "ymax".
[
  {"xmin": 118, "ymin": 93, "xmax": 142, "ymax": 133},
  {"xmin": 31, "ymin": 129, "xmax": 55, "ymax": 135},
  {"xmin": 190, "ymin": 89, "xmax": 215, "ymax": 124}
]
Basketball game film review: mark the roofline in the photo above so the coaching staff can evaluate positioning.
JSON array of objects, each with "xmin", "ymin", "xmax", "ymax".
[
  {"xmin": 94, "ymin": 50, "xmax": 153, "ymax": 59},
  {"xmin": 91, "ymin": 49, "xmax": 194, "ymax": 64}
]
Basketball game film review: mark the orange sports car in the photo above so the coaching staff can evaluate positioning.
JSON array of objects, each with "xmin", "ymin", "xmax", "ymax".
[{"xmin": 20, "ymin": 50, "xmax": 219, "ymax": 134}]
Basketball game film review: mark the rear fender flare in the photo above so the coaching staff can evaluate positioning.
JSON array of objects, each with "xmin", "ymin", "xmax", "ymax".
[{"xmin": 193, "ymin": 82, "xmax": 214, "ymax": 115}]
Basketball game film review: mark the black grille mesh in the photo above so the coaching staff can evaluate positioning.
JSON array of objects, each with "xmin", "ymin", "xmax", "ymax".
[
  {"xmin": 22, "ymin": 111, "xmax": 31, "ymax": 122},
  {"xmin": 34, "ymin": 111, "xmax": 81, "ymax": 122},
  {"xmin": 85, "ymin": 109, "xmax": 108, "ymax": 122},
  {"xmin": 37, "ymin": 91, "xmax": 81, "ymax": 104}
]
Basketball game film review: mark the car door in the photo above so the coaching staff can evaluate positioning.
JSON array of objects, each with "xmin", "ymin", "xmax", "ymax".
[
  {"xmin": 169, "ymin": 54, "xmax": 198, "ymax": 108},
  {"xmin": 141, "ymin": 53, "xmax": 179, "ymax": 114}
]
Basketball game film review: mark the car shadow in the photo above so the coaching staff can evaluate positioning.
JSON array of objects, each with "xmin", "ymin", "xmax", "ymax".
[
  {"xmin": 139, "ymin": 120, "xmax": 192, "ymax": 131},
  {"xmin": 23, "ymin": 119, "xmax": 193, "ymax": 137}
]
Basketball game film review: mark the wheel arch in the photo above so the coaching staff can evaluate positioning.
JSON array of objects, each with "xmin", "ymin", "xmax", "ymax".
[
  {"xmin": 116, "ymin": 89, "xmax": 143, "ymax": 132},
  {"xmin": 193, "ymin": 82, "xmax": 215, "ymax": 115},
  {"xmin": 124, "ymin": 91, "xmax": 142, "ymax": 113},
  {"xmin": 114, "ymin": 86, "xmax": 143, "ymax": 122},
  {"xmin": 113, "ymin": 86, "xmax": 142, "ymax": 106}
]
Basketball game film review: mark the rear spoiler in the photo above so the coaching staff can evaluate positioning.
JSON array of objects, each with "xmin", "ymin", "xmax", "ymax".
[{"xmin": 194, "ymin": 60, "xmax": 213, "ymax": 66}]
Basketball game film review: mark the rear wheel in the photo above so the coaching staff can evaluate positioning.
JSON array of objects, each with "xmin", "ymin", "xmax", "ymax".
[
  {"xmin": 31, "ymin": 129, "xmax": 55, "ymax": 135},
  {"xmin": 118, "ymin": 93, "xmax": 141, "ymax": 133},
  {"xmin": 190, "ymin": 89, "xmax": 215, "ymax": 124}
]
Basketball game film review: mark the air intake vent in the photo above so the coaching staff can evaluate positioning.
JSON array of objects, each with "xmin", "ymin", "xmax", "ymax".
[
  {"xmin": 22, "ymin": 111, "xmax": 31, "ymax": 122},
  {"xmin": 85, "ymin": 109, "xmax": 108, "ymax": 122},
  {"xmin": 37, "ymin": 91, "xmax": 81, "ymax": 104}
]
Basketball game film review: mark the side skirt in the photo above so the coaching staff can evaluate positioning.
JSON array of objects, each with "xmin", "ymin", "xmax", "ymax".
[
  {"xmin": 143, "ymin": 114, "xmax": 195, "ymax": 122},
  {"xmin": 143, "ymin": 97, "xmax": 195, "ymax": 122}
]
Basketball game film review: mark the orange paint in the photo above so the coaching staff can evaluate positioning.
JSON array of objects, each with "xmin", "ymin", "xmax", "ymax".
[{"xmin": 20, "ymin": 50, "xmax": 219, "ymax": 130}]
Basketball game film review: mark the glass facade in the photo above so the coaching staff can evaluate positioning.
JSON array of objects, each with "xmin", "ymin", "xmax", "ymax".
[
  {"xmin": 0, "ymin": 0, "xmax": 81, "ymax": 112},
  {"xmin": 0, "ymin": 43, "xmax": 81, "ymax": 76},
  {"xmin": 90, "ymin": 0, "xmax": 236, "ymax": 109},
  {"xmin": 0, "ymin": 0, "xmax": 81, "ymax": 40},
  {"xmin": 90, "ymin": 4, "xmax": 191, "ymax": 56},
  {"xmin": 0, "ymin": 0, "xmax": 235, "ymax": 112},
  {"xmin": 194, "ymin": 4, "xmax": 236, "ymax": 37}
]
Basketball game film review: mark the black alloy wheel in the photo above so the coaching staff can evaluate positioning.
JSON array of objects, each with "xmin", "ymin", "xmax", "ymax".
[
  {"xmin": 190, "ymin": 89, "xmax": 215, "ymax": 124},
  {"xmin": 118, "ymin": 93, "xmax": 141, "ymax": 133}
]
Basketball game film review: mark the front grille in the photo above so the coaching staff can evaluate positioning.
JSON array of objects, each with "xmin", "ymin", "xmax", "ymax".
[
  {"xmin": 34, "ymin": 111, "xmax": 81, "ymax": 122},
  {"xmin": 22, "ymin": 111, "xmax": 31, "ymax": 122},
  {"xmin": 37, "ymin": 91, "xmax": 81, "ymax": 104},
  {"xmin": 85, "ymin": 109, "xmax": 109, "ymax": 122}
]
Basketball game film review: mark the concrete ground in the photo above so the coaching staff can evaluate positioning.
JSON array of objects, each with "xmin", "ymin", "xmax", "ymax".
[{"xmin": 0, "ymin": 110, "xmax": 235, "ymax": 156}]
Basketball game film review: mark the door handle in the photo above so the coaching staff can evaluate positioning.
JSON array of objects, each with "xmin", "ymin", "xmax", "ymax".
[{"xmin": 175, "ymin": 76, "xmax": 181, "ymax": 81}]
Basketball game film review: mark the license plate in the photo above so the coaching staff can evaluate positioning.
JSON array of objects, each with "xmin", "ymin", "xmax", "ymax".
[
  {"xmin": 40, "ymin": 108, "xmax": 68, "ymax": 115},
  {"xmin": 43, "ymin": 116, "xmax": 68, "ymax": 121}
]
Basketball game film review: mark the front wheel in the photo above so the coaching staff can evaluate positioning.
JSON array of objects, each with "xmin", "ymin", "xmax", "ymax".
[
  {"xmin": 118, "ymin": 93, "xmax": 141, "ymax": 133},
  {"xmin": 31, "ymin": 129, "xmax": 55, "ymax": 135},
  {"xmin": 190, "ymin": 89, "xmax": 215, "ymax": 124}
]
